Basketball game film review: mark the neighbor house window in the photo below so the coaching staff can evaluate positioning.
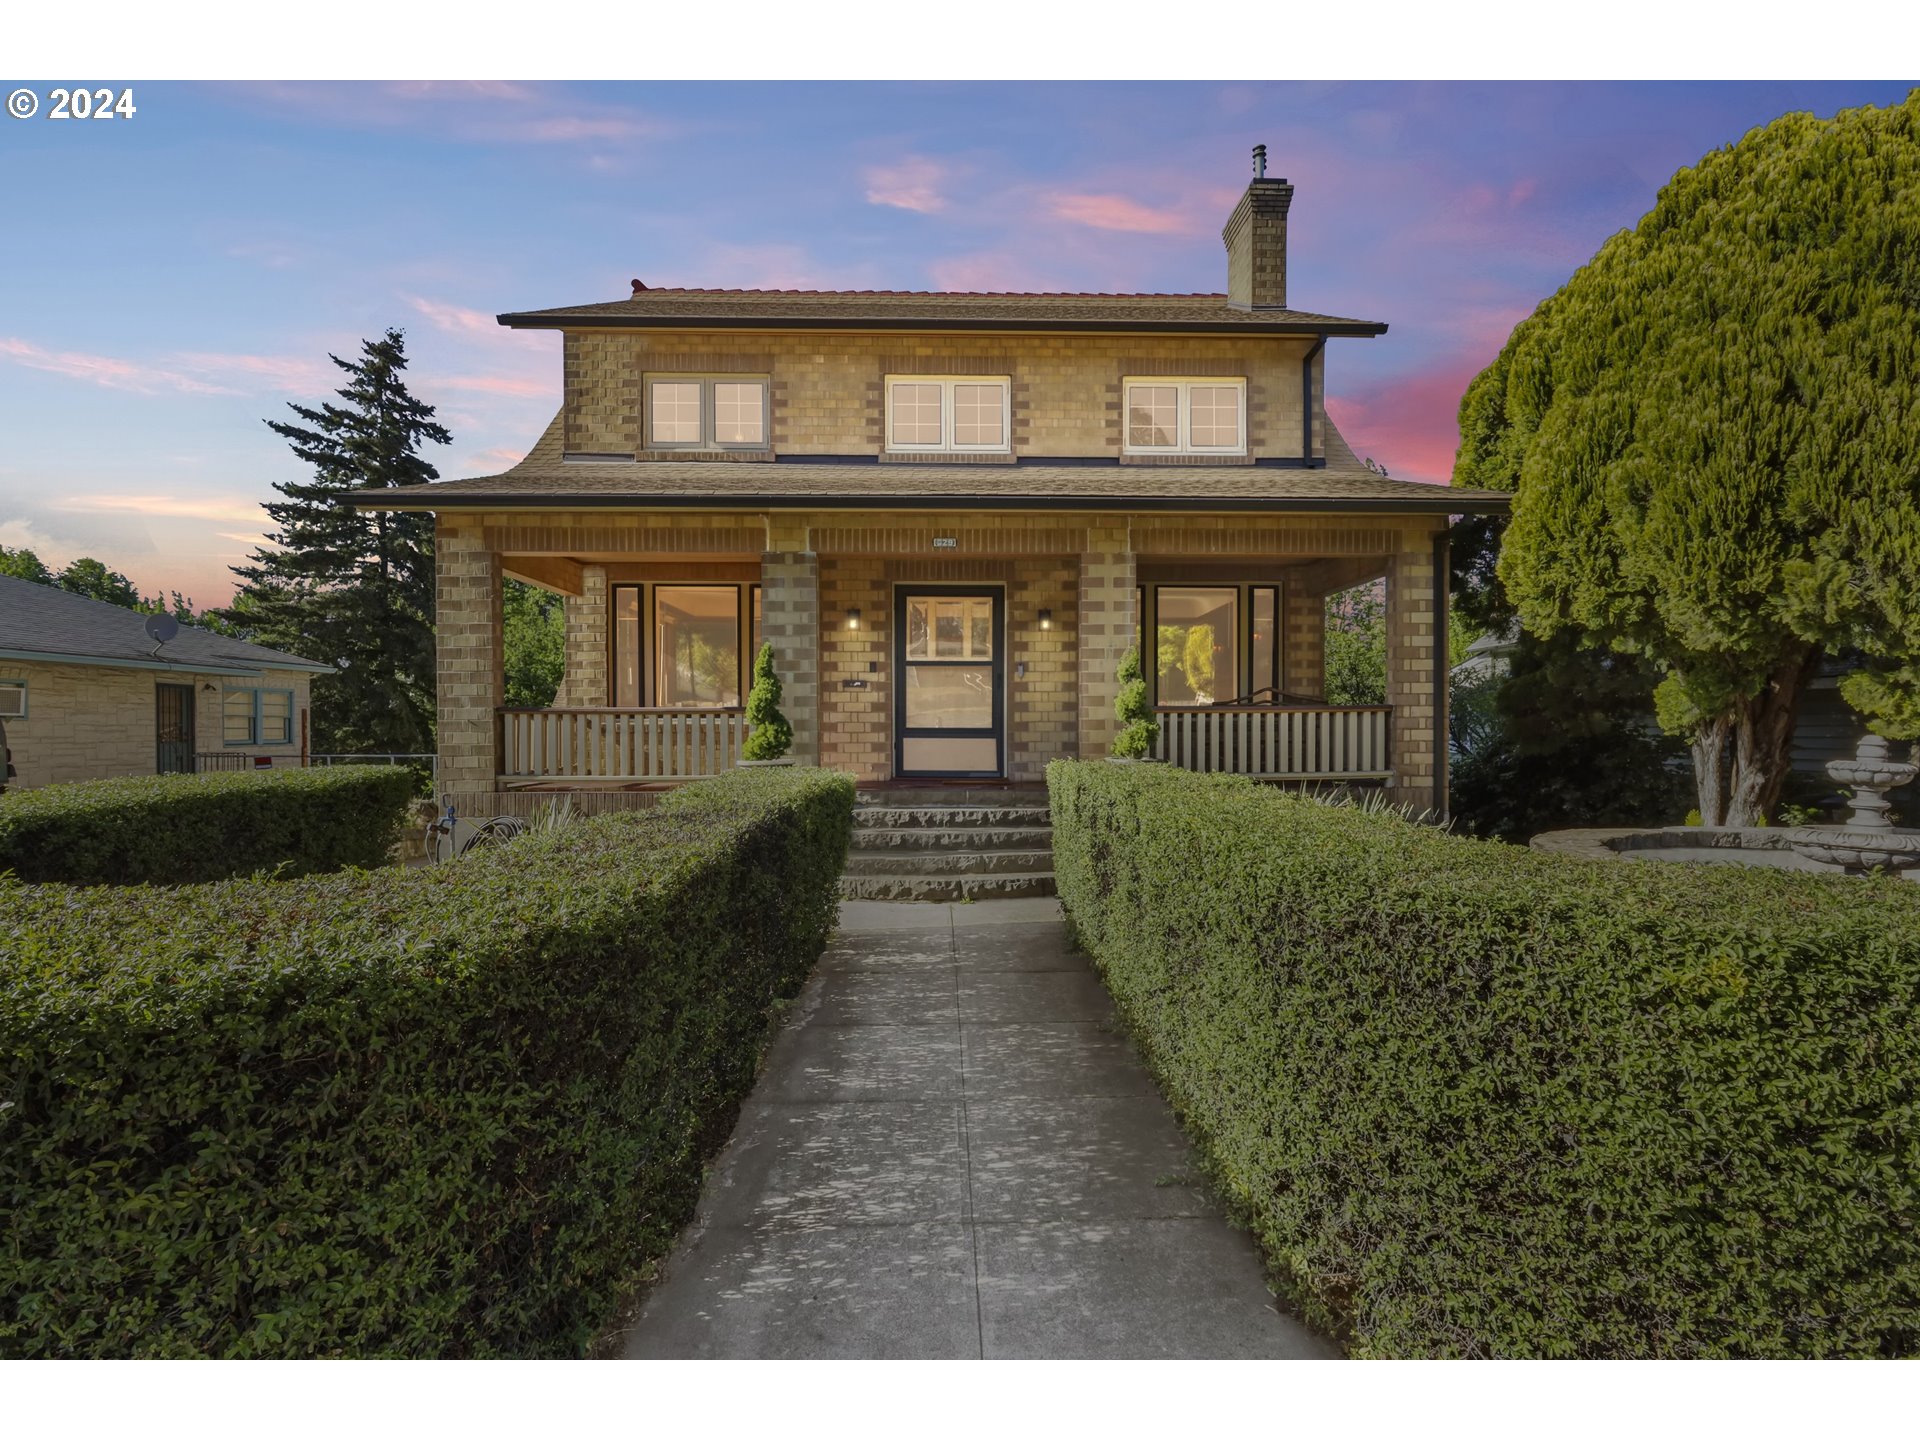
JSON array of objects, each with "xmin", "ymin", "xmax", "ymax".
[
  {"xmin": 0, "ymin": 680, "xmax": 24, "ymax": 718},
  {"xmin": 1154, "ymin": 588, "xmax": 1239, "ymax": 706},
  {"xmin": 645, "ymin": 376, "xmax": 768, "ymax": 450},
  {"xmin": 223, "ymin": 688, "xmax": 293, "ymax": 745},
  {"xmin": 885, "ymin": 376, "xmax": 1010, "ymax": 453},
  {"xmin": 611, "ymin": 584, "xmax": 746, "ymax": 708},
  {"xmin": 1123, "ymin": 377, "xmax": 1246, "ymax": 455}
]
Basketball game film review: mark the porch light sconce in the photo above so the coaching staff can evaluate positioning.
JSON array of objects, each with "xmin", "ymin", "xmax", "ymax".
[
  {"xmin": 846, "ymin": 607, "xmax": 862, "ymax": 631},
  {"xmin": 1038, "ymin": 608, "xmax": 1053, "ymax": 631},
  {"xmin": 201, "ymin": 683, "xmax": 217, "ymax": 693}
]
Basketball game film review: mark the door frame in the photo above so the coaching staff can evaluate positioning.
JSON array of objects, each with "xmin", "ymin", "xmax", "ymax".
[
  {"xmin": 892, "ymin": 584, "xmax": 1006, "ymax": 779},
  {"xmin": 155, "ymin": 682, "xmax": 196, "ymax": 774}
]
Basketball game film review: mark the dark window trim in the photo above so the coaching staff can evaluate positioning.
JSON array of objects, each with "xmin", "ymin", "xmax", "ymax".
[{"xmin": 609, "ymin": 581, "xmax": 749, "ymax": 710}]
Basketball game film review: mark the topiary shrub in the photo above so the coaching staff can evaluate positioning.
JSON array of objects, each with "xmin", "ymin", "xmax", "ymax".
[
  {"xmin": 741, "ymin": 642, "xmax": 793, "ymax": 761},
  {"xmin": 0, "ymin": 765, "xmax": 854, "ymax": 1358},
  {"xmin": 0, "ymin": 767, "xmax": 415, "ymax": 884},
  {"xmin": 1048, "ymin": 758, "xmax": 1920, "ymax": 1358},
  {"xmin": 1110, "ymin": 645, "xmax": 1158, "ymax": 759}
]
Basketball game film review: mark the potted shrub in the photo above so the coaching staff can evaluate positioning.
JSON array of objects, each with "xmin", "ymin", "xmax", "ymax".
[
  {"xmin": 740, "ymin": 642, "xmax": 794, "ymax": 765},
  {"xmin": 1109, "ymin": 645, "xmax": 1159, "ymax": 762}
]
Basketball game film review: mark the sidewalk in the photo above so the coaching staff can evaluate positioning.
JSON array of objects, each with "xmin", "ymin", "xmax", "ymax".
[{"xmin": 618, "ymin": 899, "xmax": 1336, "ymax": 1359}]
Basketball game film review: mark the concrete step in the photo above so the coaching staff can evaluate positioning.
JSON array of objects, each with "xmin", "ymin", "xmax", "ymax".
[
  {"xmin": 854, "ymin": 786, "xmax": 1048, "ymax": 808},
  {"xmin": 853, "ymin": 804, "xmax": 1052, "ymax": 830},
  {"xmin": 837, "ymin": 871, "xmax": 1058, "ymax": 902},
  {"xmin": 850, "ymin": 825, "xmax": 1053, "ymax": 853},
  {"xmin": 844, "ymin": 847, "xmax": 1054, "ymax": 877}
]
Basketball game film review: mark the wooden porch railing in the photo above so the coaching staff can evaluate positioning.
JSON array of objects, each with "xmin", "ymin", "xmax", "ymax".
[
  {"xmin": 1154, "ymin": 704, "xmax": 1392, "ymax": 779},
  {"xmin": 499, "ymin": 707, "xmax": 748, "ymax": 780}
]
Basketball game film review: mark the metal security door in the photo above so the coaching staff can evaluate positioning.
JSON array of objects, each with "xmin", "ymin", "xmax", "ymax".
[
  {"xmin": 894, "ymin": 588, "xmax": 1004, "ymax": 778},
  {"xmin": 156, "ymin": 684, "xmax": 195, "ymax": 773}
]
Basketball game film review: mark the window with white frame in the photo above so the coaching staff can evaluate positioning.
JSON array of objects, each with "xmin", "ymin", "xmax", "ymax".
[
  {"xmin": 885, "ymin": 376, "xmax": 1011, "ymax": 453},
  {"xmin": 645, "ymin": 376, "xmax": 769, "ymax": 450},
  {"xmin": 223, "ymin": 688, "xmax": 294, "ymax": 745},
  {"xmin": 0, "ymin": 680, "xmax": 24, "ymax": 718},
  {"xmin": 1123, "ymin": 377, "xmax": 1246, "ymax": 455}
]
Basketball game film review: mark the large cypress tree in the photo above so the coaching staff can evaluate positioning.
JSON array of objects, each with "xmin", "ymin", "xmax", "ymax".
[
  {"xmin": 1454, "ymin": 93, "xmax": 1920, "ymax": 826},
  {"xmin": 228, "ymin": 329, "xmax": 448, "ymax": 753}
]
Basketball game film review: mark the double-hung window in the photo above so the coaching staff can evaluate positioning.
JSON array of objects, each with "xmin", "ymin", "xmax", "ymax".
[
  {"xmin": 645, "ymin": 375, "xmax": 769, "ymax": 451},
  {"xmin": 885, "ymin": 375, "xmax": 1011, "ymax": 454},
  {"xmin": 1123, "ymin": 377, "xmax": 1246, "ymax": 456},
  {"xmin": 223, "ymin": 688, "xmax": 293, "ymax": 745},
  {"xmin": 0, "ymin": 680, "xmax": 24, "ymax": 718}
]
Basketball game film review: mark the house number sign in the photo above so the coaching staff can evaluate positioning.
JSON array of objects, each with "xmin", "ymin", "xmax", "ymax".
[{"xmin": 932, "ymin": 537, "xmax": 958, "ymax": 549}]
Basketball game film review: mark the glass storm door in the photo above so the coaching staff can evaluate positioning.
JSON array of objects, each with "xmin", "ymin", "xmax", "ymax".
[
  {"xmin": 156, "ymin": 684, "xmax": 195, "ymax": 774},
  {"xmin": 895, "ymin": 588, "xmax": 1004, "ymax": 778}
]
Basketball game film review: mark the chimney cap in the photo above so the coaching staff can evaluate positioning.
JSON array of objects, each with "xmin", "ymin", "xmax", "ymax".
[
  {"xmin": 1252, "ymin": 143, "xmax": 1267, "ymax": 179},
  {"xmin": 631, "ymin": 278, "xmax": 649, "ymax": 294}
]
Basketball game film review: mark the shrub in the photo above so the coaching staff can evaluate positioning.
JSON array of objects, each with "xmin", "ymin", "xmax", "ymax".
[
  {"xmin": 741, "ymin": 642, "xmax": 793, "ymax": 761},
  {"xmin": 0, "ymin": 766, "xmax": 854, "ymax": 1357},
  {"xmin": 0, "ymin": 767, "xmax": 416, "ymax": 885},
  {"xmin": 1111, "ymin": 645, "xmax": 1157, "ymax": 759},
  {"xmin": 1048, "ymin": 760, "xmax": 1920, "ymax": 1358}
]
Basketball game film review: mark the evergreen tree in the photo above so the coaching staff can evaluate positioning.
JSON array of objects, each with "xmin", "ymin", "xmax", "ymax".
[
  {"xmin": 742, "ymin": 643, "xmax": 793, "ymax": 760},
  {"xmin": 227, "ymin": 329, "xmax": 448, "ymax": 753},
  {"xmin": 1454, "ymin": 93, "xmax": 1920, "ymax": 825},
  {"xmin": 502, "ymin": 579, "xmax": 565, "ymax": 708},
  {"xmin": 1324, "ymin": 582, "xmax": 1388, "ymax": 706}
]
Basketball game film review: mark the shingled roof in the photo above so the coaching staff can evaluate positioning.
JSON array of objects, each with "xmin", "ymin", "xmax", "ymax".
[
  {"xmin": 344, "ymin": 412, "xmax": 1508, "ymax": 515},
  {"xmin": 499, "ymin": 288, "xmax": 1388, "ymax": 336},
  {"xmin": 0, "ymin": 577, "xmax": 332, "ymax": 675}
]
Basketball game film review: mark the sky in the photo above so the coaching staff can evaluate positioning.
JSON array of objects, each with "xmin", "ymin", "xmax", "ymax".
[{"xmin": 0, "ymin": 79, "xmax": 1912, "ymax": 606}]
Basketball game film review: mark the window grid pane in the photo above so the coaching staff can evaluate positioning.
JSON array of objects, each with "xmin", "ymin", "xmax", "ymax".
[
  {"xmin": 650, "ymin": 382, "xmax": 703, "ymax": 445},
  {"xmin": 1128, "ymin": 386, "xmax": 1177, "ymax": 448},
  {"xmin": 223, "ymin": 691, "xmax": 254, "ymax": 744},
  {"xmin": 891, "ymin": 383, "xmax": 944, "ymax": 446},
  {"xmin": 952, "ymin": 383, "xmax": 1004, "ymax": 447},
  {"xmin": 260, "ymin": 691, "xmax": 292, "ymax": 744},
  {"xmin": 1189, "ymin": 386, "xmax": 1240, "ymax": 448},
  {"xmin": 712, "ymin": 382, "xmax": 765, "ymax": 445}
]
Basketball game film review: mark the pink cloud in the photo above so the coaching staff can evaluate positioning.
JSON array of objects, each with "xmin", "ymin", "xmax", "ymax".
[
  {"xmin": 864, "ymin": 156, "xmax": 949, "ymax": 214},
  {"xmin": 1045, "ymin": 192, "xmax": 1196, "ymax": 236},
  {"xmin": 1326, "ymin": 355, "xmax": 1494, "ymax": 485},
  {"xmin": 406, "ymin": 295, "xmax": 499, "ymax": 336},
  {"xmin": 173, "ymin": 351, "xmax": 339, "ymax": 392},
  {"xmin": 925, "ymin": 251, "xmax": 1062, "ymax": 293},
  {"xmin": 0, "ymin": 338, "xmax": 236, "ymax": 396},
  {"xmin": 222, "ymin": 82, "xmax": 672, "ymax": 150},
  {"xmin": 434, "ymin": 375, "xmax": 553, "ymax": 398}
]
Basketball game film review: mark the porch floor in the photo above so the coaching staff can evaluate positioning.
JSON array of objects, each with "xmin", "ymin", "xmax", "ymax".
[{"xmin": 615, "ymin": 901, "xmax": 1335, "ymax": 1360}]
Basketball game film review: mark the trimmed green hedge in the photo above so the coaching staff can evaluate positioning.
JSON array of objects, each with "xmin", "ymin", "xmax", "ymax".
[
  {"xmin": 1048, "ymin": 760, "xmax": 1920, "ymax": 1358},
  {"xmin": 0, "ymin": 768, "xmax": 416, "ymax": 884},
  {"xmin": 0, "ymin": 766, "xmax": 854, "ymax": 1357}
]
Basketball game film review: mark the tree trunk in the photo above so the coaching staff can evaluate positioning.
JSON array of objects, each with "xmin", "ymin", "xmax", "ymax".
[
  {"xmin": 1690, "ymin": 716, "xmax": 1731, "ymax": 826},
  {"xmin": 1724, "ymin": 648, "xmax": 1819, "ymax": 827}
]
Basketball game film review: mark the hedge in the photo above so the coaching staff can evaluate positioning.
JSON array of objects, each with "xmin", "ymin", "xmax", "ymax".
[
  {"xmin": 0, "ymin": 766, "xmax": 854, "ymax": 1357},
  {"xmin": 0, "ymin": 768, "xmax": 417, "ymax": 884},
  {"xmin": 1047, "ymin": 760, "xmax": 1920, "ymax": 1358}
]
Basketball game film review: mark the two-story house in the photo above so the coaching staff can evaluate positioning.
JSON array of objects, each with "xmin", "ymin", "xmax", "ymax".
[{"xmin": 350, "ymin": 149, "xmax": 1509, "ymax": 819}]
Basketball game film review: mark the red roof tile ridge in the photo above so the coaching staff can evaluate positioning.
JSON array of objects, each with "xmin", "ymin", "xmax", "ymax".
[{"xmin": 624, "ymin": 287, "xmax": 1230, "ymax": 299}]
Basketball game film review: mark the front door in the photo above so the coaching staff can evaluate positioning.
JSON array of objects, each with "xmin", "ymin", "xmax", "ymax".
[
  {"xmin": 156, "ymin": 684, "xmax": 195, "ymax": 774},
  {"xmin": 895, "ymin": 588, "xmax": 1004, "ymax": 778}
]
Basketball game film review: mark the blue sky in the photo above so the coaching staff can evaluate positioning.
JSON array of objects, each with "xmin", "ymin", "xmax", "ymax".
[{"xmin": 0, "ymin": 79, "xmax": 1911, "ymax": 604}]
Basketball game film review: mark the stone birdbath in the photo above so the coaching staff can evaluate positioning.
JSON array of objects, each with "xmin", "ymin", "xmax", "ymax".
[{"xmin": 1785, "ymin": 734, "xmax": 1920, "ymax": 872}]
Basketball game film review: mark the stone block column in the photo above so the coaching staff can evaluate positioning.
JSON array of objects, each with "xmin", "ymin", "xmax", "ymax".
[
  {"xmin": 435, "ymin": 518, "xmax": 504, "ymax": 796},
  {"xmin": 760, "ymin": 550, "xmax": 821, "ymax": 765},
  {"xmin": 1076, "ymin": 527, "xmax": 1137, "ymax": 759},
  {"xmin": 1384, "ymin": 532, "xmax": 1448, "ymax": 817},
  {"xmin": 551, "ymin": 565, "xmax": 608, "ymax": 708},
  {"xmin": 1281, "ymin": 573, "xmax": 1326, "ymax": 699}
]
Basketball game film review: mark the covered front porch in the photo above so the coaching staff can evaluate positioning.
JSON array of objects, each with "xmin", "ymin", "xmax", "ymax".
[{"xmin": 431, "ymin": 510, "xmax": 1447, "ymax": 814}]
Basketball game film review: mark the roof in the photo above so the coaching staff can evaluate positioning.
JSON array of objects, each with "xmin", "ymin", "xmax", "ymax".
[
  {"xmin": 499, "ymin": 288, "xmax": 1388, "ymax": 337},
  {"xmin": 343, "ymin": 412, "xmax": 1510, "ymax": 516},
  {"xmin": 0, "ymin": 577, "xmax": 333, "ymax": 677}
]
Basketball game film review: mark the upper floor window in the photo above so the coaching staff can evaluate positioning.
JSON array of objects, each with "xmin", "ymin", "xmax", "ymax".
[
  {"xmin": 646, "ymin": 376, "xmax": 769, "ymax": 451},
  {"xmin": 224, "ymin": 688, "xmax": 293, "ymax": 746},
  {"xmin": 885, "ymin": 376, "xmax": 1010, "ymax": 453},
  {"xmin": 1123, "ymin": 377, "xmax": 1246, "ymax": 455}
]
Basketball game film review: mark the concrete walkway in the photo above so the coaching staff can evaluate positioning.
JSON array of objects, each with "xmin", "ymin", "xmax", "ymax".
[{"xmin": 618, "ymin": 899, "xmax": 1336, "ymax": 1359}]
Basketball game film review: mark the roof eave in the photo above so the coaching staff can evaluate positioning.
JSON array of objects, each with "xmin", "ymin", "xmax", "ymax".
[
  {"xmin": 342, "ymin": 490, "xmax": 1507, "ymax": 516},
  {"xmin": 495, "ymin": 312, "xmax": 1389, "ymax": 338},
  {"xmin": 0, "ymin": 646, "xmax": 330, "ymax": 676}
]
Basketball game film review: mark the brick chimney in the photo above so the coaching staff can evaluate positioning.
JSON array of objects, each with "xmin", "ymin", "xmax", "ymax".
[{"xmin": 1222, "ymin": 144, "xmax": 1295, "ymax": 310}]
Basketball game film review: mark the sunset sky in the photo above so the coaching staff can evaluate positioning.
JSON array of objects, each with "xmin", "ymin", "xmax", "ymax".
[{"xmin": 1, "ymin": 79, "xmax": 1910, "ymax": 605}]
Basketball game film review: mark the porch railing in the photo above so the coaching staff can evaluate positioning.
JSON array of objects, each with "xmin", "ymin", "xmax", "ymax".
[
  {"xmin": 499, "ymin": 707, "xmax": 748, "ymax": 780},
  {"xmin": 1154, "ymin": 704, "xmax": 1392, "ymax": 779}
]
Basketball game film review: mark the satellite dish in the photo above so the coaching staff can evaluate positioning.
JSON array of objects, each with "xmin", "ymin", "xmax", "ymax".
[{"xmin": 144, "ymin": 613, "xmax": 180, "ymax": 652}]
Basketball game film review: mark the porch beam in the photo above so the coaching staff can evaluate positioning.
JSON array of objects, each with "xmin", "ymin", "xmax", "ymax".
[{"xmin": 501, "ymin": 555, "xmax": 585, "ymax": 596}]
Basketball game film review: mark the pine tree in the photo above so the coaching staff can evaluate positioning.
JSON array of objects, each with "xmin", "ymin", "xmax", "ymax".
[
  {"xmin": 1454, "ymin": 93, "xmax": 1920, "ymax": 826},
  {"xmin": 227, "ymin": 329, "xmax": 448, "ymax": 753},
  {"xmin": 742, "ymin": 643, "xmax": 793, "ymax": 759}
]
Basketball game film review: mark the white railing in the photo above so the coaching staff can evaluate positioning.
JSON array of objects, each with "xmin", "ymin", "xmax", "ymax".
[
  {"xmin": 499, "ymin": 707, "xmax": 748, "ymax": 780},
  {"xmin": 1154, "ymin": 704, "xmax": 1392, "ymax": 778}
]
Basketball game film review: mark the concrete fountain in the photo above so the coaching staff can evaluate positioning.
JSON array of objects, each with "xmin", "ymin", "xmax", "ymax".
[{"xmin": 1784, "ymin": 733, "xmax": 1920, "ymax": 874}]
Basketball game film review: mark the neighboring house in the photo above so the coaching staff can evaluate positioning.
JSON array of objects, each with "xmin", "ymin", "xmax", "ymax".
[
  {"xmin": 0, "ymin": 576, "xmax": 330, "ymax": 790},
  {"xmin": 347, "ymin": 148, "xmax": 1509, "ymax": 816}
]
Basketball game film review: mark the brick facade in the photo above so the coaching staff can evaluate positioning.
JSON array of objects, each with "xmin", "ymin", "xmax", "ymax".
[{"xmin": 435, "ymin": 518, "xmax": 504, "ymax": 794}]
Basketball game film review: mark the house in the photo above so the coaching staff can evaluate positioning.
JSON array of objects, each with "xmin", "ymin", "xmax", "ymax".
[
  {"xmin": 347, "ymin": 148, "xmax": 1509, "ymax": 818},
  {"xmin": 0, "ymin": 576, "xmax": 329, "ymax": 790}
]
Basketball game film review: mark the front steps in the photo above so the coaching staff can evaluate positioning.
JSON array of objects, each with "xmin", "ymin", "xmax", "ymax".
[{"xmin": 840, "ymin": 786, "xmax": 1055, "ymax": 901}]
